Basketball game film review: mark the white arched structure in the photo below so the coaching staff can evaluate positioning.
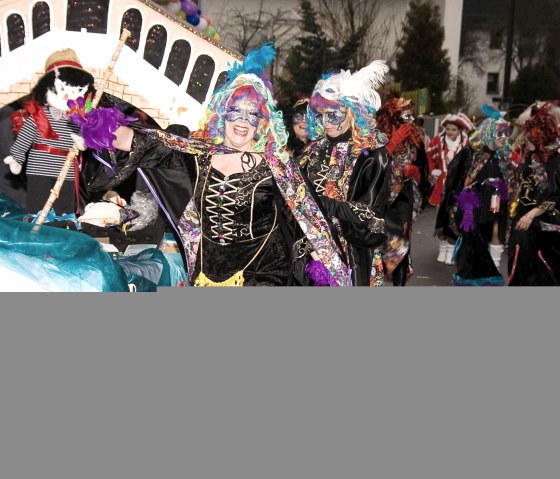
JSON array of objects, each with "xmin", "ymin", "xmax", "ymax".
[{"xmin": 0, "ymin": 0, "xmax": 241, "ymax": 130}]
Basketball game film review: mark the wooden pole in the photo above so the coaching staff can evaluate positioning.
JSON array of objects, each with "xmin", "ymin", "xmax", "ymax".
[{"xmin": 34, "ymin": 29, "xmax": 131, "ymax": 226}]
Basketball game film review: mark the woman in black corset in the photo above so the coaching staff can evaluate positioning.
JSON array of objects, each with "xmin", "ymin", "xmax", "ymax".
[{"xmin": 92, "ymin": 43, "xmax": 349, "ymax": 287}]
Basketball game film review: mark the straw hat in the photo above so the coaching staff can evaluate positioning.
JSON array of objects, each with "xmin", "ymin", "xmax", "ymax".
[{"xmin": 44, "ymin": 48, "xmax": 87, "ymax": 73}]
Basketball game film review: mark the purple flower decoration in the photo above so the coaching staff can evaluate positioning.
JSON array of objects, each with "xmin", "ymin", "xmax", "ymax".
[
  {"xmin": 456, "ymin": 189, "xmax": 480, "ymax": 232},
  {"xmin": 305, "ymin": 259, "xmax": 331, "ymax": 286},
  {"xmin": 70, "ymin": 105, "xmax": 136, "ymax": 152}
]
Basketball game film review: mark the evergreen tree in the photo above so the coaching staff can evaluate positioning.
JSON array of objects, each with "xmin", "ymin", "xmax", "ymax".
[
  {"xmin": 393, "ymin": 0, "xmax": 451, "ymax": 113},
  {"xmin": 276, "ymin": 0, "xmax": 359, "ymax": 105}
]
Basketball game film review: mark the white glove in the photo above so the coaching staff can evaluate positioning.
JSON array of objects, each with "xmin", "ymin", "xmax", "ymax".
[
  {"xmin": 71, "ymin": 133, "xmax": 87, "ymax": 151},
  {"xmin": 3, "ymin": 156, "xmax": 22, "ymax": 175},
  {"xmin": 431, "ymin": 169, "xmax": 442, "ymax": 177}
]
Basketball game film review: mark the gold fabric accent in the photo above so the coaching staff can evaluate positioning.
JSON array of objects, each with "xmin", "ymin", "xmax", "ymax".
[
  {"xmin": 194, "ymin": 270, "xmax": 245, "ymax": 287},
  {"xmin": 193, "ymin": 164, "xmax": 276, "ymax": 287}
]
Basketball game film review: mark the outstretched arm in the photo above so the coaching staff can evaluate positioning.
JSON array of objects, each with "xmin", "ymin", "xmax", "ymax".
[{"xmin": 112, "ymin": 126, "xmax": 135, "ymax": 152}]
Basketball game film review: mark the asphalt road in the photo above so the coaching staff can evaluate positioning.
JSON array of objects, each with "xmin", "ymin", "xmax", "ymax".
[{"xmin": 401, "ymin": 205, "xmax": 508, "ymax": 287}]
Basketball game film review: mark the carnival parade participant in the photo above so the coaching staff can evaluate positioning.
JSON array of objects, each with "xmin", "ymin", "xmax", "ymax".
[
  {"xmin": 284, "ymin": 98, "xmax": 310, "ymax": 164},
  {"xmin": 3, "ymin": 49, "xmax": 95, "ymax": 216},
  {"xmin": 438, "ymin": 105, "xmax": 514, "ymax": 286},
  {"xmin": 427, "ymin": 112, "xmax": 475, "ymax": 264},
  {"xmin": 299, "ymin": 60, "xmax": 392, "ymax": 286},
  {"xmin": 85, "ymin": 43, "xmax": 348, "ymax": 287},
  {"xmin": 507, "ymin": 101, "xmax": 560, "ymax": 286},
  {"xmin": 375, "ymin": 96, "xmax": 428, "ymax": 286}
]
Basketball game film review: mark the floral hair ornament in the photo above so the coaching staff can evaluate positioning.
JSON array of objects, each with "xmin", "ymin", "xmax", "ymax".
[{"xmin": 68, "ymin": 94, "xmax": 137, "ymax": 152}]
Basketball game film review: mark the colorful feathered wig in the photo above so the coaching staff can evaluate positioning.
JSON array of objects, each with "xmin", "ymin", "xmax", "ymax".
[
  {"xmin": 307, "ymin": 60, "xmax": 389, "ymax": 151},
  {"xmin": 468, "ymin": 104, "xmax": 512, "ymax": 160},
  {"xmin": 190, "ymin": 42, "xmax": 289, "ymax": 163},
  {"xmin": 523, "ymin": 101, "xmax": 560, "ymax": 163},
  {"xmin": 375, "ymin": 96, "xmax": 424, "ymax": 147}
]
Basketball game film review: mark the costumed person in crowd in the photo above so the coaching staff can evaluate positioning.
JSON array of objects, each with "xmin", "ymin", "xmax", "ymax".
[
  {"xmin": 427, "ymin": 112, "xmax": 475, "ymax": 264},
  {"xmin": 82, "ymin": 42, "xmax": 348, "ymax": 287},
  {"xmin": 507, "ymin": 101, "xmax": 560, "ymax": 286},
  {"xmin": 2, "ymin": 48, "xmax": 95, "ymax": 216},
  {"xmin": 299, "ymin": 60, "xmax": 392, "ymax": 286},
  {"xmin": 284, "ymin": 98, "xmax": 310, "ymax": 164},
  {"xmin": 439, "ymin": 104, "xmax": 514, "ymax": 286},
  {"xmin": 415, "ymin": 116, "xmax": 431, "ymax": 147},
  {"xmin": 375, "ymin": 96, "xmax": 428, "ymax": 286}
]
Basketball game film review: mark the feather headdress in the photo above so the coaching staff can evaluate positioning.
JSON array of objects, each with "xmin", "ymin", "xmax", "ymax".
[
  {"xmin": 224, "ymin": 41, "xmax": 277, "ymax": 91},
  {"xmin": 481, "ymin": 103, "xmax": 505, "ymax": 120},
  {"xmin": 312, "ymin": 60, "xmax": 389, "ymax": 112}
]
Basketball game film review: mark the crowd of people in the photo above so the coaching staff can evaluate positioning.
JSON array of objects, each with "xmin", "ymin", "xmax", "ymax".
[{"xmin": 1, "ymin": 41, "xmax": 559, "ymax": 288}]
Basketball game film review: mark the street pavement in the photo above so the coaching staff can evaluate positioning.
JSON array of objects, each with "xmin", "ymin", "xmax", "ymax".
[{"xmin": 399, "ymin": 205, "xmax": 508, "ymax": 287}]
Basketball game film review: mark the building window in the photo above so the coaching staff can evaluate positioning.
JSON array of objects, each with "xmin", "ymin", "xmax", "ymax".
[
  {"xmin": 7, "ymin": 14, "xmax": 25, "ymax": 51},
  {"xmin": 66, "ymin": 0, "xmax": 110, "ymax": 34},
  {"xmin": 490, "ymin": 29, "xmax": 503, "ymax": 50},
  {"xmin": 144, "ymin": 25, "xmax": 167, "ymax": 69},
  {"xmin": 32, "ymin": 2, "xmax": 51, "ymax": 38},
  {"xmin": 213, "ymin": 71, "xmax": 228, "ymax": 93},
  {"xmin": 187, "ymin": 55, "xmax": 215, "ymax": 104},
  {"xmin": 486, "ymin": 72, "xmax": 500, "ymax": 94},
  {"xmin": 121, "ymin": 9, "xmax": 142, "ymax": 52},
  {"xmin": 164, "ymin": 39, "xmax": 191, "ymax": 85}
]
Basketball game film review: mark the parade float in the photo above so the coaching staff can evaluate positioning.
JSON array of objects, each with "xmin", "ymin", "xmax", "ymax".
[{"xmin": 0, "ymin": 0, "xmax": 241, "ymax": 291}]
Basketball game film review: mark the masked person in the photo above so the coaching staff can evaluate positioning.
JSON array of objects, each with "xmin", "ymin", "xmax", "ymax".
[
  {"xmin": 507, "ymin": 101, "xmax": 560, "ymax": 286},
  {"xmin": 285, "ymin": 98, "xmax": 310, "ymax": 164},
  {"xmin": 299, "ymin": 61, "xmax": 392, "ymax": 286},
  {"xmin": 375, "ymin": 96, "xmax": 429, "ymax": 286},
  {"xmin": 83, "ymin": 43, "xmax": 348, "ymax": 287},
  {"xmin": 438, "ymin": 105, "xmax": 514, "ymax": 286}
]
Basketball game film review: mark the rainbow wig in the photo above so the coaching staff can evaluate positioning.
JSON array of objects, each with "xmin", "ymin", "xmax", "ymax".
[
  {"xmin": 307, "ymin": 61, "xmax": 389, "ymax": 151},
  {"xmin": 469, "ymin": 117, "xmax": 512, "ymax": 160},
  {"xmin": 190, "ymin": 42, "xmax": 289, "ymax": 164}
]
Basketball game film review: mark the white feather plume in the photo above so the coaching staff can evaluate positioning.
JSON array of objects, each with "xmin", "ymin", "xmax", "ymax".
[{"xmin": 314, "ymin": 60, "xmax": 389, "ymax": 111}]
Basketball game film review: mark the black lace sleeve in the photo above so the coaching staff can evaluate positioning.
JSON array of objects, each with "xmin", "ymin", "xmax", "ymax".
[{"xmin": 87, "ymin": 128, "xmax": 194, "ymax": 192}]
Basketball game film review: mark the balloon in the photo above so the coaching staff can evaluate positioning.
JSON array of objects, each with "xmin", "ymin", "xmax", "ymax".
[
  {"xmin": 214, "ymin": 33, "xmax": 221, "ymax": 42},
  {"xmin": 177, "ymin": 10, "xmax": 186, "ymax": 19},
  {"xmin": 201, "ymin": 15, "xmax": 211, "ymax": 26},
  {"xmin": 181, "ymin": 0, "xmax": 198, "ymax": 16},
  {"xmin": 166, "ymin": 1, "xmax": 182, "ymax": 15},
  {"xmin": 197, "ymin": 8, "xmax": 201, "ymax": 15},
  {"xmin": 197, "ymin": 17, "xmax": 208, "ymax": 30},
  {"xmin": 206, "ymin": 26, "xmax": 216, "ymax": 37},
  {"xmin": 186, "ymin": 14, "xmax": 200, "ymax": 26}
]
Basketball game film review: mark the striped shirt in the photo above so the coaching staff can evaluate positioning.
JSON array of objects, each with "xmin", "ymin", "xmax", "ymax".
[{"xmin": 9, "ymin": 106, "xmax": 80, "ymax": 179}]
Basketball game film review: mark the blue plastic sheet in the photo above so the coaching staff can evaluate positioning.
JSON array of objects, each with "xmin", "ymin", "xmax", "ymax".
[{"xmin": 0, "ymin": 216, "xmax": 130, "ymax": 292}]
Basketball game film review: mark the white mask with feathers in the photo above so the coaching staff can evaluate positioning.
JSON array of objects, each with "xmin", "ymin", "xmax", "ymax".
[{"xmin": 312, "ymin": 60, "xmax": 389, "ymax": 112}]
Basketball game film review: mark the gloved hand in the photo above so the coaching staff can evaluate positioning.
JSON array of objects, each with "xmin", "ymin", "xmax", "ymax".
[
  {"xmin": 431, "ymin": 168, "xmax": 442, "ymax": 177},
  {"xmin": 71, "ymin": 133, "xmax": 87, "ymax": 151},
  {"xmin": 386, "ymin": 123, "xmax": 412, "ymax": 155},
  {"xmin": 402, "ymin": 164, "xmax": 421, "ymax": 183},
  {"xmin": 3, "ymin": 156, "xmax": 22, "ymax": 175}
]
